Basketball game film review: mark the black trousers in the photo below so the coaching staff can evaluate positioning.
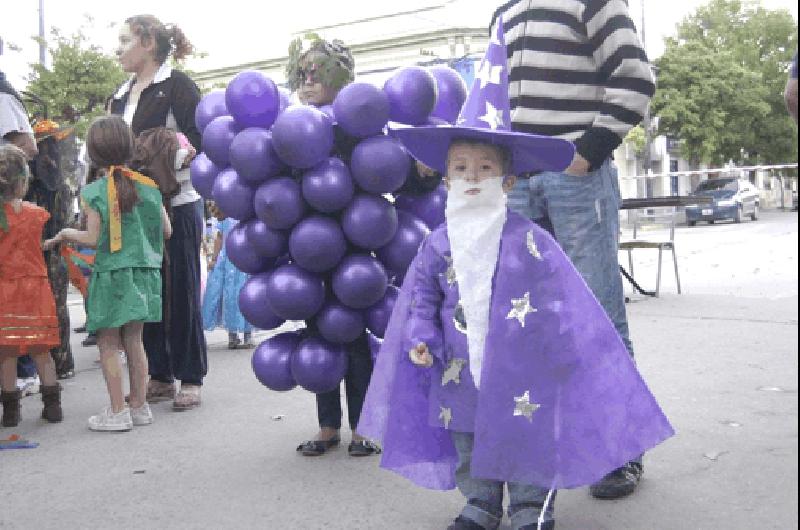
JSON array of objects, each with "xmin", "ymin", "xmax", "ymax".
[
  {"xmin": 316, "ymin": 335, "xmax": 374, "ymax": 430},
  {"xmin": 144, "ymin": 200, "xmax": 208, "ymax": 385}
]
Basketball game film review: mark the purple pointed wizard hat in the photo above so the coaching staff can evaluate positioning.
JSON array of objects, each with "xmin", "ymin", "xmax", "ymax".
[{"xmin": 390, "ymin": 19, "xmax": 575, "ymax": 175}]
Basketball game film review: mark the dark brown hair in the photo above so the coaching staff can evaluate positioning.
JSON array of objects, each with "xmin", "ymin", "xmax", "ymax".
[
  {"xmin": 0, "ymin": 144, "xmax": 30, "ymax": 200},
  {"xmin": 126, "ymin": 15, "xmax": 193, "ymax": 64},
  {"xmin": 86, "ymin": 116, "xmax": 139, "ymax": 213}
]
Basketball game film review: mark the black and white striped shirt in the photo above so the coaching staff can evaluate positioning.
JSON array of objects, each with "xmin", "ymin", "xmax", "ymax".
[{"xmin": 491, "ymin": 0, "xmax": 655, "ymax": 169}]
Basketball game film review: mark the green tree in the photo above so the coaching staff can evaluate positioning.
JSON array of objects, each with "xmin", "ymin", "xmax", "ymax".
[
  {"xmin": 652, "ymin": 0, "xmax": 798, "ymax": 165},
  {"xmin": 26, "ymin": 24, "xmax": 126, "ymax": 139}
]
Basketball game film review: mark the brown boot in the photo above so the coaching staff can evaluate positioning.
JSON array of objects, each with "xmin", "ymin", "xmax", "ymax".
[
  {"xmin": 1, "ymin": 390, "xmax": 22, "ymax": 427},
  {"xmin": 40, "ymin": 384, "xmax": 63, "ymax": 423}
]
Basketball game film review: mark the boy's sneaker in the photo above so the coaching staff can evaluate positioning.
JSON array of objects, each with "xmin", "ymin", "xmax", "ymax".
[
  {"xmin": 589, "ymin": 461, "xmax": 644, "ymax": 499},
  {"xmin": 130, "ymin": 403, "xmax": 154, "ymax": 426},
  {"xmin": 88, "ymin": 407, "xmax": 133, "ymax": 432}
]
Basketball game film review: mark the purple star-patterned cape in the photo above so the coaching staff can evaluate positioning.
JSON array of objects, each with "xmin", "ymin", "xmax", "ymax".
[{"xmin": 357, "ymin": 212, "xmax": 674, "ymax": 490}]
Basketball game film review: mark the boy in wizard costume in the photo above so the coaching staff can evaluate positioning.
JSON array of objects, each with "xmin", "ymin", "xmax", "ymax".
[{"xmin": 357, "ymin": 20, "xmax": 674, "ymax": 530}]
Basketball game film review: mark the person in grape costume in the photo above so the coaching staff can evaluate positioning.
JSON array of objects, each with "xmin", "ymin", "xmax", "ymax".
[
  {"xmin": 357, "ymin": 21, "xmax": 674, "ymax": 530},
  {"xmin": 286, "ymin": 35, "xmax": 381, "ymax": 457},
  {"xmin": 201, "ymin": 201, "xmax": 253, "ymax": 349}
]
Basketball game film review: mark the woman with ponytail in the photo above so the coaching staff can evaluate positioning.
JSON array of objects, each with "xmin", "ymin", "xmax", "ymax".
[
  {"xmin": 108, "ymin": 15, "xmax": 208, "ymax": 411},
  {"xmin": 45, "ymin": 116, "xmax": 172, "ymax": 432}
]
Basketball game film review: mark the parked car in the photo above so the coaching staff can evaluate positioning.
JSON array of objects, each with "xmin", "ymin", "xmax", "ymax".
[{"xmin": 684, "ymin": 178, "xmax": 760, "ymax": 226}]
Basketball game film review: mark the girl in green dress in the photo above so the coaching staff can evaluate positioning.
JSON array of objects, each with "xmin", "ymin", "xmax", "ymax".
[{"xmin": 44, "ymin": 116, "xmax": 172, "ymax": 432}]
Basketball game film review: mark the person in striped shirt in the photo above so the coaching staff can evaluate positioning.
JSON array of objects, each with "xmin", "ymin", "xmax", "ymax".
[{"xmin": 492, "ymin": 0, "xmax": 655, "ymax": 501}]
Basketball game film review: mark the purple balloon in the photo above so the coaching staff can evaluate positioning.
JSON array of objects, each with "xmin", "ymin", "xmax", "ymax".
[
  {"xmin": 428, "ymin": 65, "xmax": 468, "ymax": 124},
  {"xmin": 383, "ymin": 66, "xmax": 438, "ymax": 125},
  {"xmin": 289, "ymin": 216, "xmax": 348, "ymax": 273},
  {"xmin": 265, "ymin": 264, "xmax": 325, "ymax": 321},
  {"xmin": 365, "ymin": 285, "xmax": 399, "ymax": 338},
  {"xmin": 195, "ymin": 90, "xmax": 228, "ymax": 133},
  {"xmin": 212, "ymin": 168, "xmax": 256, "ymax": 221},
  {"xmin": 342, "ymin": 194, "xmax": 398, "ymax": 250},
  {"xmin": 271, "ymin": 105, "xmax": 334, "ymax": 169},
  {"xmin": 333, "ymin": 82, "xmax": 390, "ymax": 138},
  {"xmin": 225, "ymin": 70, "xmax": 280, "ymax": 129},
  {"xmin": 366, "ymin": 332, "xmax": 382, "ymax": 362},
  {"xmin": 376, "ymin": 211, "xmax": 430, "ymax": 277},
  {"xmin": 243, "ymin": 219, "xmax": 288, "ymax": 258},
  {"xmin": 350, "ymin": 136, "xmax": 411, "ymax": 194},
  {"xmin": 226, "ymin": 223, "xmax": 274, "ymax": 274},
  {"xmin": 254, "ymin": 177, "xmax": 307, "ymax": 230},
  {"xmin": 252, "ymin": 333, "xmax": 299, "ymax": 392},
  {"xmin": 229, "ymin": 128, "xmax": 285, "ymax": 184},
  {"xmin": 332, "ymin": 254, "xmax": 388, "ymax": 310},
  {"xmin": 394, "ymin": 184, "xmax": 447, "ymax": 230},
  {"xmin": 201, "ymin": 115, "xmax": 238, "ymax": 166},
  {"xmin": 301, "ymin": 158, "xmax": 355, "ymax": 213},
  {"xmin": 239, "ymin": 273, "xmax": 286, "ymax": 330},
  {"xmin": 291, "ymin": 337, "xmax": 348, "ymax": 394},
  {"xmin": 189, "ymin": 153, "xmax": 220, "ymax": 199},
  {"xmin": 316, "ymin": 302, "xmax": 365, "ymax": 344}
]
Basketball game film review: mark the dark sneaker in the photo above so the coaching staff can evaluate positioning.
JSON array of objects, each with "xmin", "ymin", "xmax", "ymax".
[
  {"xmin": 589, "ymin": 461, "xmax": 644, "ymax": 499},
  {"xmin": 81, "ymin": 334, "xmax": 97, "ymax": 347},
  {"xmin": 446, "ymin": 516, "xmax": 486, "ymax": 530}
]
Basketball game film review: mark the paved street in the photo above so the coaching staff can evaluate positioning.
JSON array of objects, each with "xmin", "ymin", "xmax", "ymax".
[{"xmin": 1, "ymin": 210, "xmax": 797, "ymax": 530}]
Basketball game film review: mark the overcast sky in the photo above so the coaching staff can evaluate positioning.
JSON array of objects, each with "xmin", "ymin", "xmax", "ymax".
[{"xmin": 1, "ymin": 0, "xmax": 797, "ymax": 88}]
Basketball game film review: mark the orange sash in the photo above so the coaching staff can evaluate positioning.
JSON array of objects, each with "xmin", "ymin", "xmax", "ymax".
[{"xmin": 106, "ymin": 166, "xmax": 158, "ymax": 253}]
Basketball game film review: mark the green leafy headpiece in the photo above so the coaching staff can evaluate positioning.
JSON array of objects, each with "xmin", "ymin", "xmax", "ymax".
[{"xmin": 285, "ymin": 34, "xmax": 355, "ymax": 92}]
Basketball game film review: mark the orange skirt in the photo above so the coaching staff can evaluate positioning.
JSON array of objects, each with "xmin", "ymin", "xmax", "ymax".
[{"xmin": 0, "ymin": 276, "xmax": 60, "ymax": 356}]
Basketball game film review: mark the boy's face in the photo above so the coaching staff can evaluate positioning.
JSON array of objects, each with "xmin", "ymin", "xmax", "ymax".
[
  {"xmin": 445, "ymin": 142, "xmax": 516, "ymax": 195},
  {"xmin": 297, "ymin": 51, "xmax": 339, "ymax": 107}
]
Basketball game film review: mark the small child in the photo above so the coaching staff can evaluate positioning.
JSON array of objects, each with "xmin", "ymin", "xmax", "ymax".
[
  {"xmin": 0, "ymin": 144, "xmax": 62, "ymax": 427},
  {"xmin": 44, "ymin": 116, "xmax": 172, "ymax": 432},
  {"xmin": 201, "ymin": 201, "xmax": 253, "ymax": 349},
  {"xmin": 358, "ymin": 21, "xmax": 673, "ymax": 530}
]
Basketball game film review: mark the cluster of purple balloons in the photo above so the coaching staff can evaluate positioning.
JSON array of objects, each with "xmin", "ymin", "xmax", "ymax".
[{"xmin": 192, "ymin": 65, "xmax": 466, "ymax": 394}]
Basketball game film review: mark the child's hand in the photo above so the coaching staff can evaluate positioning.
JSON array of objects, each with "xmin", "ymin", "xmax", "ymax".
[
  {"xmin": 42, "ymin": 232, "xmax": 62, "ymax": 251},
  {"xmin": 408, "ymin": 343, "xmax": 433, "ymax": 368}
]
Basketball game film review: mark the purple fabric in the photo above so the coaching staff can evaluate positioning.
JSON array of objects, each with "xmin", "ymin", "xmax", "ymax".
[{"xmin": 358, "ymin": 211, "xmax": 674, "ymax": 490}]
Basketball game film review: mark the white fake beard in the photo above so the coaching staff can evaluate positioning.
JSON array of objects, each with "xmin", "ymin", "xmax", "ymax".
[{"xmin": 445, "ymin": 178, "xmax": 507, "ymax": 388}]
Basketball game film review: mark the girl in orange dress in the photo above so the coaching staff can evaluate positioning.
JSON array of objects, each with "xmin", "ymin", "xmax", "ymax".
[{"xmin": 0, "ymin": 144, "xmax": 62, "ymax": 427}]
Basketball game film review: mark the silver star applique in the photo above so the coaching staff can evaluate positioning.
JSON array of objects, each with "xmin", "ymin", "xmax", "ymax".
[
  {"xmin": 514, "ymin": 391, "xmax": 541, "ymax": 422},
  {"xmin": 526, "ymin": 231, "xmax": 542, "ymax": 260},
  {"xmin": 476, "ymin": 60, "xmax": 503, "ymax": 89},
  {"xmin": 479, "ymin": 101, "xmax": 505, "ymax": 130},
  {"xmin": 442, "ymin": 358, "xmax": 467, "ymax": 386},
  {"xmin": 439, "ymin": 406, "xmax": 453, "ymax": 429},
  {"xmin": 443, "ymin": 256, "xmax": 457, "ymax": 287},
  {"xmin": 506, "ymin": 292, "xmax": 537, "ymax": 328}
]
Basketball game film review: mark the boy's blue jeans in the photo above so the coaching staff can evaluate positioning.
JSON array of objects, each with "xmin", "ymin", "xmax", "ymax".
[
  {"xmin": 452, "ymin": 432, "xmax": 555, "ymax": 529},
  {"xmin": 507, "ymin": 159, "xmax": 633, "ymax": 355}
]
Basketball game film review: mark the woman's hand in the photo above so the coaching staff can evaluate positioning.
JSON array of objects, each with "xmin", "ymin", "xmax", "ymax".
[{"xmin": 408, "ymin": 343, "xmax": 433, "ymax": 368}]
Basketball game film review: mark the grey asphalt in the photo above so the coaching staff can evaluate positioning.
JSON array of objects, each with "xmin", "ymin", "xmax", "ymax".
[{"xmin": 1, "ymin": 210, "xmax": 797, "ymax": 530}]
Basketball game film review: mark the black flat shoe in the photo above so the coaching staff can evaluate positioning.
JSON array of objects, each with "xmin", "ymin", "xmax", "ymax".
[
  {"xmin": 446, "ymin": 516, "xmax": 485, "ymax": 530},
  {"xmin": 589, "ymin": 461, "xmax": 644, "ymax": 499},
  {"xmin": 73, "ymin": 325, "xmax": 87, "ymax": 333},
  {"xmin": 296, "ymin": 437, "xmax": 340, "ymax": 456},
  {"xmin": 347, "ymin": 440, "xmax": 382, "ymax": 457}
]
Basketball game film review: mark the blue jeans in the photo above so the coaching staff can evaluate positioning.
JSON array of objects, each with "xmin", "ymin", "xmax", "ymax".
[
  {"xmin": 508, "ymin": 159, "xmax": 633, "ymax": 355},
  {"xmin": 452, "ymin": 432, "xmax": 555, "ymax": 529}
]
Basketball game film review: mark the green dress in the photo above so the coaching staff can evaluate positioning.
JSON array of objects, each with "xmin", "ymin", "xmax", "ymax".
[{"xmin": 81, "ymin": 177, "xmax": 164, "ymax": 332}]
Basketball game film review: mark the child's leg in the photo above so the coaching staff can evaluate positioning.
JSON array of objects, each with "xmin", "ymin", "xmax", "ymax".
[
  {"xmin": 96, "ymin": 328, "xmax": 126, "ymax": 412},
  {"xmin": 30, "ymin": 350, "xmax": 58, "ymax": 387},
  {"xmin": 0, "ymin": 352, "xmax": 17, "ymax": 392},
  {"xmin": 507, "ymin": 483, "xmax": 556, "ymax": 530},
  {"xmin": 451, "ymin": 431, "xmax": 504, "ymax": 530},
  {"xmin": 121, "ymin": 322, "xmax": 148, "ymax": 409}
]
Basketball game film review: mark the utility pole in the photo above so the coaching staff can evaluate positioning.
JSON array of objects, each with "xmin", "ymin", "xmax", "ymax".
[
  {"xmin": 640, "ymin": 0, "xmax": 656, "ymax": 197},
  {"xmin": 38, "ymin": 0, "xmax": 46, "ymax": 66}
]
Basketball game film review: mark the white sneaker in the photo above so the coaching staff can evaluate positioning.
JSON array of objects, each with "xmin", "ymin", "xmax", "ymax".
[
  {"xmin": 88, "ymin": 407, "xmax": 133, "ymax": 432},
  {"xmin": 130, "ymin": 403, "xmax": 153, "ymax": 426},
  {"xmin": 16, "ymin": 375, "xmax": 40, "ymax": 396}
]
